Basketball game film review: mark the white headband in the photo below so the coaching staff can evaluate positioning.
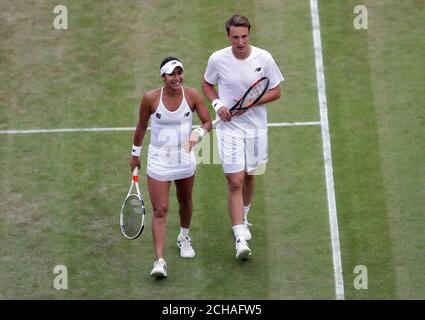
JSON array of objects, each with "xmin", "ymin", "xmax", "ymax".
[{"xmin": 160, "ymin": 60, "xmax": 184, "ymax": 76}]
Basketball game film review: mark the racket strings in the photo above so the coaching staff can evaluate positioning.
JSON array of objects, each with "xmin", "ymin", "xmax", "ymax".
[
  {"xmin": 122, "ymin": 196, "xmax": 144, "ymax": 238},
  {"xmin": 242, "ymin": 81, "xmax": 268, "ymax": 108}
]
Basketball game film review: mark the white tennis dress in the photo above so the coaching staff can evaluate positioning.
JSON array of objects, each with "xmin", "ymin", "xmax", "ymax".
[{"xmin": 147, "ymin": 87, "xmax": 196, "ymax": 182}]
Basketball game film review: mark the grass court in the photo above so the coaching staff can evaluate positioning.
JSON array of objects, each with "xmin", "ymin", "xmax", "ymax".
[{"xmin": 0, "ymin": 0, "xmax": 424, "ymax": 299}]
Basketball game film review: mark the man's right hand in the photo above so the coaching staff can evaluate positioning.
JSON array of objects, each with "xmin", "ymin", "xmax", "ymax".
[{"xmin": 217, "ymin": 106, "xmax": 232, "ymax": 122}]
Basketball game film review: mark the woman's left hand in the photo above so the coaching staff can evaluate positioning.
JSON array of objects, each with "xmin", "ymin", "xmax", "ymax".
[{"xmin": 184, "ymin": 131, "xmax": 200, "ymax": 152}]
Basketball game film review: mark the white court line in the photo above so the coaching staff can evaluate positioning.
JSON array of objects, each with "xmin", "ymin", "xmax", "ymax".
[
  {"xmin": 0, "ymin": 127, "xmax": 136, "ymax": 135},
  {"xmin": 310, "ymin": 0, "xmax": 345, "ymax": 300},
  {"xmin": 0, "ymin": 127, "xmax": 135, "ymax": 134},
  {"xmin": 268, "ymin": 121, "xmax": 321, "ymax": 127},
  {"xmin": 0, "ymin": 121, "xmax": 321, "ymax": 135}
]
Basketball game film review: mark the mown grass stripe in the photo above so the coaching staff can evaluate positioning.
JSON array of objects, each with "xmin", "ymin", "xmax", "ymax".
[{"xmin": 319, "ymin": 0, "xmax": 397, "ymax": 299}]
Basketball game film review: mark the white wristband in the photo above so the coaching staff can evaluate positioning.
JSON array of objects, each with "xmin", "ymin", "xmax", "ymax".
[
  {"xmin": 193, "ymin": 127, "xmax": 206, "ymax": 138},
  {"xmin": 131, "ymin": 145, "xmax": 142, "ymax": 157},
  {"xmin": 212, "ymin": 99, "xmax": 224, "ymax": 113}
]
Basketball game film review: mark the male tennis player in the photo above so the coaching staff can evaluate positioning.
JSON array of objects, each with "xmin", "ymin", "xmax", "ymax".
[
  {"xmin": 131, "ymin": 57, "xmax": 211, "ymax": 278},
  {"xmin": 201, "ymin": 15, "xmax": 284, "ymax": 259}
]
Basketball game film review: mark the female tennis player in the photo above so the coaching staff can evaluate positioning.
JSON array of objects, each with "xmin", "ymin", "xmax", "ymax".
[
  {"xmin": 202, "ymin": 15, "xmax": 284, "ymax": 260},
  {"xmin": 130, "ymin": 57, "xmax": 211, "ymax": 278}
]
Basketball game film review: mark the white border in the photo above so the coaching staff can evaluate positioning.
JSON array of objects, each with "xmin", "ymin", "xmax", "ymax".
[{"xmin": 1, "ymin": 2, "xmax": 344, "ymax": 299}]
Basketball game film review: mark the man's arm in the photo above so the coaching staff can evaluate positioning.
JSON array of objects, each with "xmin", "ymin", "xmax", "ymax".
[
  {"xmin": 201, "ymin": 79, "xmax": 219, "ymax": 103},
  {"xmin": 201, "ymin": 80, "xmax": 232, "ymax": 122},
  {"xmin": 255, "ymin": 84, "xmax": 281, "ymax": 106},
  {"xmin": 231, "ymin": 85, "xmax": 282, "ymax": 118}
]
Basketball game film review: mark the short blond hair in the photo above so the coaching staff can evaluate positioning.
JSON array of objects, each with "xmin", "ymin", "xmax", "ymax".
[{"xmin": 225, "ymin": 15, "xmax": 251, "ymax": 35}]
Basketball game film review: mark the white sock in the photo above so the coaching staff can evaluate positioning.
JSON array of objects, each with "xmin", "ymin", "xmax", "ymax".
[
  {"xmin": 244, "ymin": 204, "xmax": 251, "ymax": 222},
  {"xmin": 179, "ymin": 227, "xmax": 189, "ymax": 238},
  {"xmin": 232, "ymin": 224, "xmax": 246, "ymax": 241}
]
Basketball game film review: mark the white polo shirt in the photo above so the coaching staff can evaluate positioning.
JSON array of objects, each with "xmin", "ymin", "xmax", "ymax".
[{"xmin": 204, "ymin": 45, "xmax": 284, "ymax": 137}]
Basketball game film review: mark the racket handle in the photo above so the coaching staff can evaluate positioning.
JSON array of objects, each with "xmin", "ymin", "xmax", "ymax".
[
  {"xmin": 212, "ymin": 117, "xmax": 222, "ymax": 128},
  {"xmin": 132, "ymin": 167, "xmax": 139, "ymax": 180}
]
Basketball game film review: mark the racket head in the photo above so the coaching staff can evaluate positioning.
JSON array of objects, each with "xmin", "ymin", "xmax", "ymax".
[
  {"xmin": 120, "ymin": 193, "xmax": 146, "ymax": 240},
  {"xmin": 212, "ymin": 77, "xmax": 270, "ymax": 128},
  {"xmin": 235, "ymin": 76, "xmax": 270, "ymax": 111}
]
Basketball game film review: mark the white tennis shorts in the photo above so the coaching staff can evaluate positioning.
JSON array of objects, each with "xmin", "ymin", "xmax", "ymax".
[
  {"xmin": 147, "ymin": 144, "xmax": 196, "ymax": 182},
  {"xmin": 216, "ymin": 132, "xmax": 268, "ymax": 174}
]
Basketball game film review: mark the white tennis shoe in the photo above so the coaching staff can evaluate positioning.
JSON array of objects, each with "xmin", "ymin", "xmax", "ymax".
[
  {"xmin": 150, "ymin": 258, "xmax": 167, "ymax": 278},
  {"xmin": 235, "ymin": 238, "xmax": 251, "ymax": 260},
  {"xmin": 177, "ymin": 235, "xmax": 196, "ymax": 258},
  {"xmin": 244, "ymin": 224, "xmax": 252, "ymax": 241}
]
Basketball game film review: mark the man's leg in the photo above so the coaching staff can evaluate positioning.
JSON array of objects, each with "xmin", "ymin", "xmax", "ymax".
[
  {"xmin": 243, "ymin": 134, "xmax": 268, "ymax": 226},
  {"xmin": 242, "ymin": 173, "xmax": 255, "ymax": 226},
  {"xmin": 226, "ymin": 171, "xmax": 245, "ymax": 225},
  {"xmin": 226, "ymin": 171, "xmax": 251, "ymax": 259},
  {"xmin": 242, "ymin": 173, "xmax": 255, "ymax": 206}
]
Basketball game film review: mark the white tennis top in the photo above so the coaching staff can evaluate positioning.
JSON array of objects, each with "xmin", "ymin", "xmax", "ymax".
[
  {"xmin": 204, "ymin": 45, "xmax": 284, "ymax": 137},
  {"xmin": 149, "ymin": 87, "xmax": 192, "ymax": 149}
]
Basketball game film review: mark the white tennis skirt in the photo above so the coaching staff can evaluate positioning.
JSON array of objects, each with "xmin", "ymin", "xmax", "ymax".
[{"xmin": 146, "ymin": 144, "xmax": 196, "ymax": 182}]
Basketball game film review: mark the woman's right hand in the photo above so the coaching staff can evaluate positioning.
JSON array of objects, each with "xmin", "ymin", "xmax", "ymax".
[{"xmin": 130, "ymin": 156, "xmax": 141, "ymax": 171}]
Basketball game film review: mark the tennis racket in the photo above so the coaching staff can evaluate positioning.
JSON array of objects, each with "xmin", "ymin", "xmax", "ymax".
[
  {"xmin": 212, "ymin": 76, "xmax": 270, "ymax": 128},
  {"xmin": 120, "ymin": 167, "xmax": 146, "ymax": 240}
]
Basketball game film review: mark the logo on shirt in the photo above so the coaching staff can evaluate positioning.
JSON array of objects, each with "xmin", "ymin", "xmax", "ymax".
[
  {"xmin": 255, "ymin": 67, "xmax": 262, "ymax": 72},
  {"xmin": 184, "ymin": 112, "xmax": 190, "ymax": 117},
  {"xmin": 156, "ymin": 113, "xmax": 162, "ymax": 119}
]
